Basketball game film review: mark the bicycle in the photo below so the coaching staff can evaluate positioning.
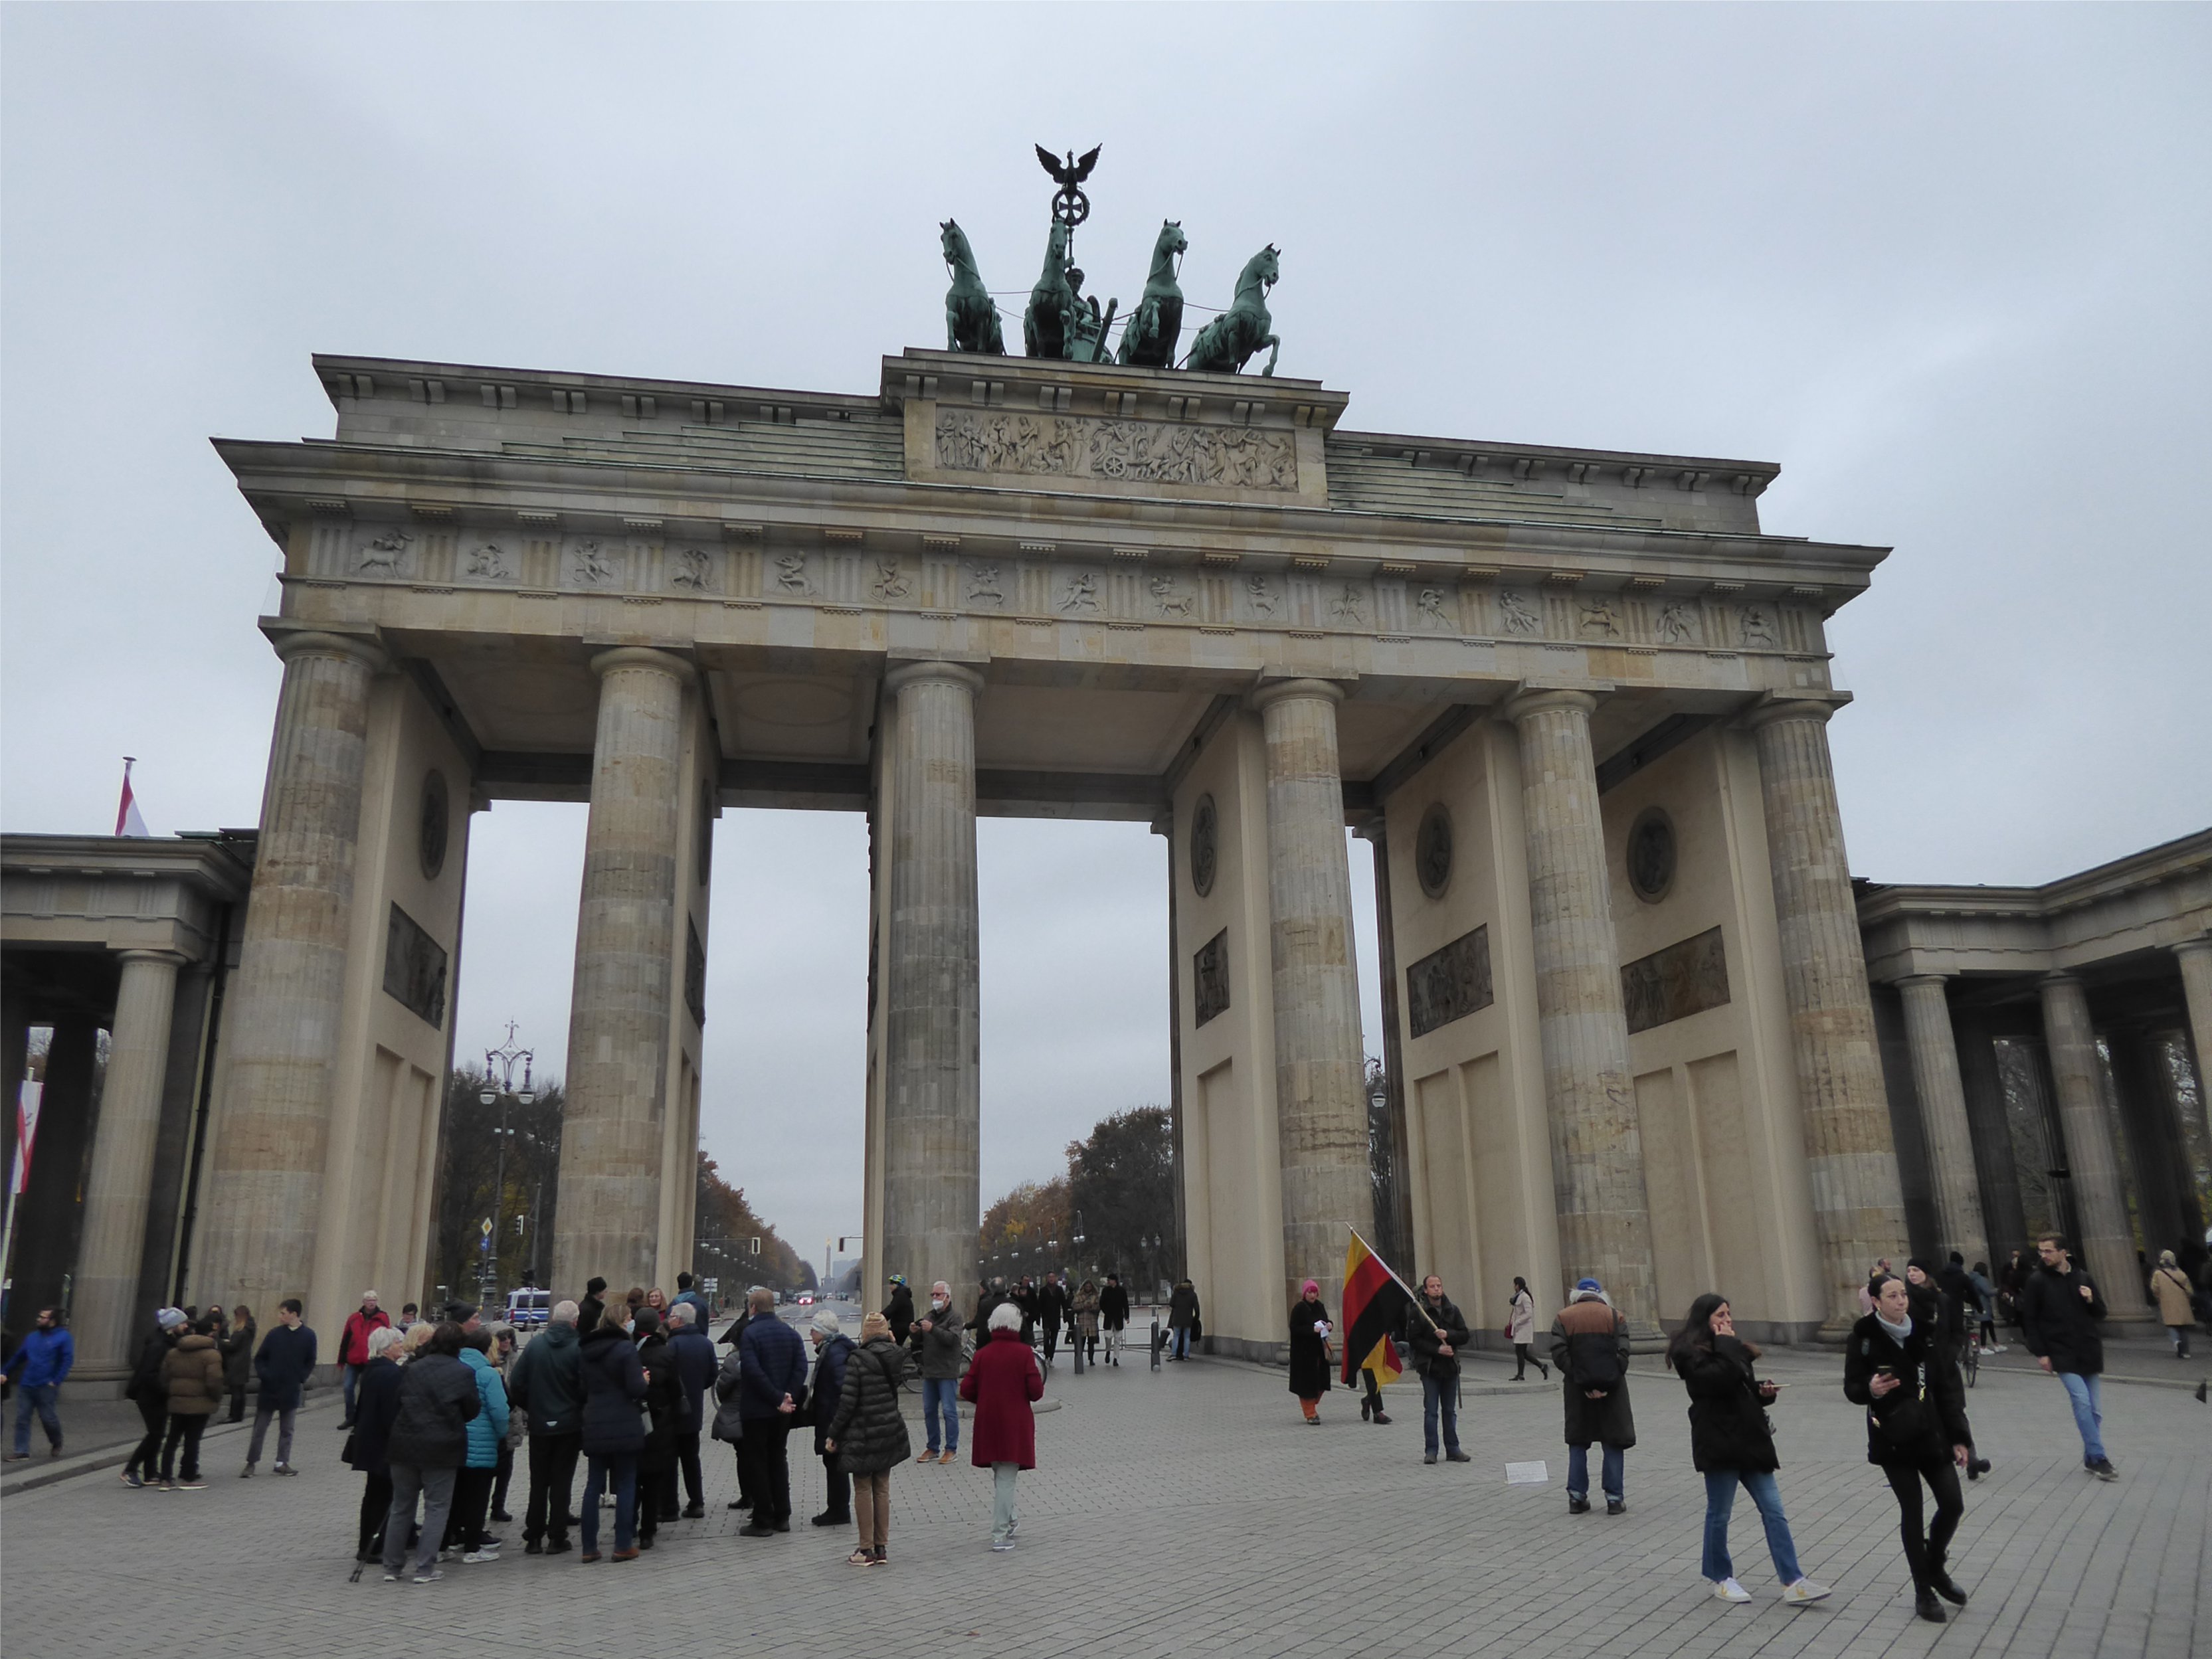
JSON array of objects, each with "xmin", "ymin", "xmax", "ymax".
[{"xmin": 1962, "ymin": 1336, "xmax": 1980, "ymax": 1389}]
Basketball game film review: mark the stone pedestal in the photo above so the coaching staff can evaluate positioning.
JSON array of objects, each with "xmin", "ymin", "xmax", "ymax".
[
  {"xmin": 73, "ymin": 949, "xmax": 186, "ymax": 1375},
  {"xmin": 881, "ymin": 661, "xmax": 983, "ymax": 1304},
  {"xmin": 552, "ymin": 648, "xmax": 691, "ymax": 1299},
  {"xmin": 1896, "ymin": 975, "xmax": 1990, "ymax": 1272},
  {"xmin": 2038, "ymin": 973, "xmax": 2152, "ymax": 1322},
  {"xmin": 1252, "ymin": 680, "xmax": 1374, "ymax": 1308},
  {"xmin": 1744, "ymin": 699, "xmax": 1906, "ymax": 1331},
  {"xmin": 194, "ymin": 630, "xmax": 385, "ymax": 1308},
  {"xmin": 1503, "ymin": 689, "xmax": 1657, "ymax": 1329}
]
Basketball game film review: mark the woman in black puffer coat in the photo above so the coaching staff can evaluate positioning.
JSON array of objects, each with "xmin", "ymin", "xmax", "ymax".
[
  {"xmin": 632, "ymin": 1309, "xmax": 684, "ymax": 1548},
  {"xmin": 1844, "ymin": 1273, "xmax": 1975, "ymax": 1625},
  {"xmin": 380, "ymin": 1324, "xmax": 480, "ymax": 1583},
  {"xmin": 220, "ymin": 1305, "xmax": 256, "ymax": 1423},
  {"xmin": 826, "ymin": 1312, "xmax": 911, "ymax": 1566},
  {"xmin": 1667, "ymin": 1294, "xmax": 1828, "ymax": 1607},
  {"xmin": 578, "ymin": 1306, "xmax": 648, "ymax": 1561}
]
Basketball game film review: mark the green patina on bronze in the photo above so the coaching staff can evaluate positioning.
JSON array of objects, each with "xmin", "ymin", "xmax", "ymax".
[
  {"xmin": 1184, "ymin": 244, "xmax": 1280, "ymax": 377},
  {"xmin": 940, "ymin": 220, "xmax": 1004, "ymax": 356},
  {"xmin": 1116, "ymin": 220, "xmax": 1186, "ymax": 369}
]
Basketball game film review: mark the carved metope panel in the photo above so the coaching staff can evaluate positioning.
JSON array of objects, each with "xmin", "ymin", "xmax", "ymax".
[
  {"xmin": 1406, "ymin": 924, "xmax": 1492, "ymax": 1039},
  {"xmin": 1619, "ymin": 926, "xmax": 1730, "ymax": 1035},
  {"xmin": 685, "ymin": 917, "xmax": 707, "ymax": 1029},
  {"xmin": 933, "ymin": 410, "xmax": 1297, "ymax": 492},
  {"xmin": 383, "ymin": 902, "xmax": 449, "ymax": 1028},
  {"xmin": 1193, "ymin": 927, "xmax": 1230, "ymax": 1027}
]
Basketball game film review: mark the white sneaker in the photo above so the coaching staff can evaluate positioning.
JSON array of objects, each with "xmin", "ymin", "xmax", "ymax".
[
  {"xmin": 1712, "ymin": 1578, "xmax": 1753, "ymax": 1603},
  {"xmin": 462, "ymin": 1549, "xmax": 500, "ymax": 1564},
  {"xmin": 989, "ymin": 1537, "xmax": 1014, "ymax": 1551},
  {"xmin": 1780, "ymin": 1579, "xmax": 1831, "ymax": 1605}
]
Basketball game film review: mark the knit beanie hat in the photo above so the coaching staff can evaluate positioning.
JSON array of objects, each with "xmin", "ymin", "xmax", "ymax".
[
  {"xmin": 812, "ymin": 1308, "xmax": 843, "ymax": 1337},
  {"xmin": 156, "ymin": 1307, "xmax": 188, "ymax": 1331},
  {"xmin": 860, "ymin": 1312, "xmax": 891, "ymax": 1341}
]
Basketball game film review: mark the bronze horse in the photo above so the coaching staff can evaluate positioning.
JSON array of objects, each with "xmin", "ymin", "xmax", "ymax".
[
  {"xmin": 1184, "ymin": 244, "xmax": 1280, "ymax": 377},
  {"xmin": 941, "ymin": 220, "xmax": 1004, "ymax": 355},
  {"xmin": 1116, "ymin": 220, "xmax": 1187, "ymax": 368}
]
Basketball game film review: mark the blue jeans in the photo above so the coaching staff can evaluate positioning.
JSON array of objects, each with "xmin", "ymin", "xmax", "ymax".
[
  {"xmin": 1172, "ymin": 1325, "xmax": 1192, "ymax": 1359},
  {"xmin": 581, "ymin": 1453, "xmax": 637, "ymax": 1553},
  {"xmin": 1420, "ymin": 1370, "xmax": 1459, "ymax": 1456},
  {"xmin": 1567, "ymin": 1442, "xmax": 1623, "ymax": 1503},
  {"xmin": 2058, "ymin": 1371, "xmax": 2106, "ymax": 1462},
  {"xmin": 1703, "ymin": 1469, "xmax": 1801, "ymax": 1585},
  {"xmin": 921, "ymin": 1376, "xmax": 960, "ymax": 1453},
  {"xmin": 343, "ymin": 1362, "xmax": 363, "ymax": 1420},
  {"xmin": 12, "ymin": 1383, "xmax": 61, "ymax": 1453}
]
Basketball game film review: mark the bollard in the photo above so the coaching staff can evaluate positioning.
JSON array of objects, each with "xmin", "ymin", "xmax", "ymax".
[
  {"xmin": 1150, "ymin": 1314, "xmax": 1162, "ymax": 1371},
  {"xmin": 1073, "ymin": 1328, "xmax": 1085, "ymax": 1375}
]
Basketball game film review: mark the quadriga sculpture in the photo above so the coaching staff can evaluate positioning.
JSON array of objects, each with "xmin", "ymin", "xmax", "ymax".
[
  {"xmin": 1184, "ymin": 244, "xmax": 1280, "ymax": 377},
  {"xmin": 1115, "ymin": 220, "xmax": 1187, "ymax": 369},
  {"xmin": 941, "ymin": 220, "xmax": 1004, "ymax": 355}
]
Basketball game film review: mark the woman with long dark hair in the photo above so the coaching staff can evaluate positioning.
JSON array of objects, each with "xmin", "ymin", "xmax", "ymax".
[
  {"xmin": 1667, "ymin": 1294, "xmax": 1829, "ymax": 1607},
  {"xmin": 1508, "ymin": 1276, "xmax": 1549, "ymax": 1381},
  {"xmin": 1844, "ymin": 1273, "xmax": 1974, "ymax": 1624}
]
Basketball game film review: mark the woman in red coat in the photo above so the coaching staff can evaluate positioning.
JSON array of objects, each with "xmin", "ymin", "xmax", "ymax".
[{"xmin": 959, "ymin": 1302, "xmax": 1043, "ymax": 1550}]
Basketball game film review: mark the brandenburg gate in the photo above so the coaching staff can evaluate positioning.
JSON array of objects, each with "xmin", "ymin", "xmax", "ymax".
[{"xmin": 183, "ymin": 323, "xmax": 1911, "ymax": 1356}]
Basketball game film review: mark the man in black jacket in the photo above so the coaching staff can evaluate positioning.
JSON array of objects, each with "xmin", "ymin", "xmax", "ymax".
[
  {"xmin": 882, "ymin": 1276, "xmax": 916, "ymax": 1347},
  {"xmin": 1402, "ymin": 1275, "xmax": 1473, "ymax": 1466},
  {"xmin": 122, "ymin": 1308, "xmax": 187, "ymax": 1487},
  {"xmin": 1035, "ymin": 1274, "xmax": 1068, "ymax": 1364},
  {"xmin": 380, "ymin": 1325, "xmax": 480, "ymax": 1584},
  {"xmin": 508, "ymin": 1299, "xmax": 585, "ymax": 1553},
  {"xmin": 244, "ymin": 1298, "xmax": 316, "ymax": 1477},
  {"xmin": 1099, "ymin": 1274, "xmax": 1131, "ymax": 1367},
  {"xmin": 2017, "ymin": 1233, "xmax": 2117, "ymax": 1480},
  {"xmin": 576, "ymin": 1277, "xmax": 608, "ymax": 1344}
]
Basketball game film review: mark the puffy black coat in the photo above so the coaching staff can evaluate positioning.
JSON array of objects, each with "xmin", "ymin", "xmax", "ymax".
[
  {"xmin": 386, "ymin": 1352, "xmax": 480, "ymax": 1469},
  {"xmin": 883, "ymin": 1283, "xmax": 916, "ymax": 1344},
  {"xmin": 1842, "ymin": 1313, "xmax": 1972, "ymax": 1468},
  {"xmin": 827, "ymin": 1336, "xmax": 912, "ymax": 1476},
  {"xmin": 579, "ymin": 1324, "xmax": 648, "ymax": 1456},
  {"xmin": 1402, "ymin": 1293, "xmax": 1471, "ymax": 1379},
  {"xmin": 1287, "ymin": 1298, "xmax": 1333, "ymax": 1397},
  {"xmin": 810, "ymin": 1334, "xmax": 854, "ymax": 1435},
  {"xmin": 347, "ymin": 1356, "xmax": 403, "ymax": 1476},
  {"xmin": 124, "ymin": 1324, "xmax": 176, "ymax": 1406},
  {"xmin": 1168, "ymin": 1282, "xmax": 1200, "ymax": 1330},
  {"xmin": 507, "ymin": 1319, "xmax": 585, "ymax": 1437},
  {"xmin": 636, "ymin": 1332, "xmax": 683, "ymax": 1473},
  {"xmin": 1673, "ymin": 1336, "xmax": 1779, "ymax": 1474},
  {"xmin": 2018, "ymin": 1261, "xmax": 2106, "ymax": 1375}
]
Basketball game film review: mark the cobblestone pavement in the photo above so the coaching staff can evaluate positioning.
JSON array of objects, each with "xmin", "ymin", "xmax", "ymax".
[{"xmin": 3, "ymin": 1339, "xmax": 2203, "ymax": 1658}]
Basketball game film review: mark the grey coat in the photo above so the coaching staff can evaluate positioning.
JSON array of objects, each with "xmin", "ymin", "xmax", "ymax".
[
  {"xmin": 917, "ymin": 1304, "xmax": 968, "ymax": 1380},
  {"xmin": 709, "ymin": 1346, "xmax": 745, "ymax": 1442}
]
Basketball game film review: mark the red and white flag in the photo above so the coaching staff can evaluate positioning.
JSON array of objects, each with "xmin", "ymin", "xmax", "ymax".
[
  {"xmin": 11, "ymin": 1079, "xmax": 41, "ymax": 1195},
  {"xmin": 116, "ymin": 756, "xmax": 151, "ymax": 837}
]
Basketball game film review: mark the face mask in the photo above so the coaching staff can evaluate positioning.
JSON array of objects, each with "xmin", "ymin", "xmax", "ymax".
[{"xmin": 931, "ymin": 1298, "xmax": 947, "ymax": 1311}]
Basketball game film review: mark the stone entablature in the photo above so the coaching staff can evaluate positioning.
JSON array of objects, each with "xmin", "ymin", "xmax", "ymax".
[
  {"xmin": 1857, "ymin": 829, "xmax": 2212, "ymax": 982},
  {"xmin": 1, "ymin": 833, "xmax": 254, "ymax": 963}
]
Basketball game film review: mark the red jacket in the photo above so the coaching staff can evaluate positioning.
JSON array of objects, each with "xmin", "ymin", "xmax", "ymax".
[
  {"xmin": 959, "ymin": 1328, "xmax": 1043, "ymax": 1469},
  {"xmin": 340, "ymin": 1307, "xmax": 393, "ymax": 1367}
]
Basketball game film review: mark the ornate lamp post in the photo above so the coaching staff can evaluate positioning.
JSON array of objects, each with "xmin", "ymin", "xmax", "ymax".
[{"xmin": 478, "ymin": 1022, "xmax": 535, "ymax": 1304}]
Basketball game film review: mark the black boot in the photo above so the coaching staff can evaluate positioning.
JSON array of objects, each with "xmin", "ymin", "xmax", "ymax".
[
  {"xmin": 1929, "ymin": 1566, "xmax": 1968, "ymax": 1606},
  {"xmin": 1914, "ymin": 1587, "xmax": 1947, "ymax": 1624}
]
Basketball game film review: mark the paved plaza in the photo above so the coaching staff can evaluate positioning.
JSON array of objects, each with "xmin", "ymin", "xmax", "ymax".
[{"xmin": 2, "ymin": 1329, "xmax": 2204, "ymax": 1659}]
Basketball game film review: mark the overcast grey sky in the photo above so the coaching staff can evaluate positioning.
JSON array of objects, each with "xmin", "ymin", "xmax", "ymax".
[{"xmin": 5, "ymin": 6, "xmax": 2207, "ymax": 1261}]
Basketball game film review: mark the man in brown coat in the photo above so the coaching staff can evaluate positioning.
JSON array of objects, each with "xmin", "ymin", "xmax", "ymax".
[{"xmin": 1549, "ymin": 1277, "xmax": 1635, "ymax": 1516}]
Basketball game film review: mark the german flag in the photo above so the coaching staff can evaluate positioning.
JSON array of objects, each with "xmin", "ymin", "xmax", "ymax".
[{"xmin": 1341, "ymin": 1229, "xmax": 1415, "ymax": 1386}]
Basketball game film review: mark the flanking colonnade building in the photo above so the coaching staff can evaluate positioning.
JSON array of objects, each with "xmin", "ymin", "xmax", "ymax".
[{"xmin": 8, "ymin": 342, "xmax": 2205, "ymax": 1379}]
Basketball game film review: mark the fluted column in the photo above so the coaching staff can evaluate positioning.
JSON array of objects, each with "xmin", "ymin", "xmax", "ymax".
[
  {"xmin": 552, "ymin": 648, "xmax": 691, "ymax": 1298},
  {"xmin": 1503, "ymin": 688, "xmax": 1657, "ymax": 1329},
  {"xmin": 1744, "ymin": 698, "xmax": 1906, "ymax": 1331},
  {"xmin": 881, "ymin": 661, "xmax": 982, "ymax": 1305},
  {"xmin": 74, "ymin": 950, "xmax": 187, "ymax": 1373},
  {"xmin": 1253, "ymin": 680, "xmax": 1374, "ymax": 1310},
  {"xmin": 1895, "ymin": 975, "xmax": 1990, "ymax": 1271},
  {"xmin": 193, "ymin": 630, "xmax": 385, "ymax": 1308},
  {"xmin": 2038, "ymin": 972, "xmax": 2150, "ymax": 1320},
  {"xmin": 2176, "ymin": 939, "xmax": 2212, "ymax": 1159}
]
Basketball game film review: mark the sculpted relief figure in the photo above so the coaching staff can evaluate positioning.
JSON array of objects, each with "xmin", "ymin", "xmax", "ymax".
[
  {"xmin": 1331, "ymin": 583, "xmax": 1367, "ymax": 624},
  {"xmin": 573, "ymin": 541, "xmax": 616, "ymax": 586},
  {"xmin": 1059, "ymin": 572, "xmax": 1101, "ymax": 612},
  {"xmin": 967, "ymin": 563, "xmax": 1004, "ymax": 606},
  {"xmin": 1245, "ymin": 574, "xmax": 1279, "ymax": 617},
  {"xmin": 872, "ymin": 559, "xmax": 911, "ymax": 601},
  {"xmin": 463, "ymin": 541, "xmax": 508, "ymax": 580},
  {"xmin": 936, "ymin": 409, "xmax": 1294, "ymax": 492},
  {"xmin": 1580, "ymin": 599, "xmax": 1621, "ymax": 638},
  {"xmin": 357, "ymin": 528, "xmax": 412, "ymax": 575},
  {"xmin": 671, "ymin": 548, "xmax": 711, "ymax": 590},
  {"xmin": 1149, "ymin": 573, "xmax": 1193, "ymax": 616},
  {"xmin": 775, "ymin": 553, "xmax": 810, "ymax": 594},
  {"xmin": 1416, "ymin": 586, "xmax": 1455, "ymax": 630},
  {"xmin": 1740, "ymin": 606, "xmax": 1777, "ymax": 648},
  {"xmin": 1656, "ymin": 602, "xmax": 1698, "ymax": 644},
  {"xmin": 1497, "ymin": 590, "xmax": 1541, "ymax": 635}
]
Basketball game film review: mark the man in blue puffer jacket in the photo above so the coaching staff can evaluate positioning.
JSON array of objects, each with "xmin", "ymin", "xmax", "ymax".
[
  {"xmin": 450, "ymin": 1328, "xmax": 510, "ymax": 1562},
  {"xmin": 3, "ymin": 1307, "xmax": 75, "ymax": 1460},
  {"xmin": 735, "ymin": 1287, "xmax": 808, "ymax": 1536}
]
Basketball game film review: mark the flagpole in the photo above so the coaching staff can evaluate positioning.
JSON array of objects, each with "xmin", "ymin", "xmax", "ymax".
[{"xmin": 1346, "ymin": 1222, "xmax": 1443, "ymax": 1336}]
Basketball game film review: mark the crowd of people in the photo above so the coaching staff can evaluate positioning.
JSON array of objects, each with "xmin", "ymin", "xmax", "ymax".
[{"xmin": 13, "ymin": 1221, "xmax": 2201, "ymax": 1611}]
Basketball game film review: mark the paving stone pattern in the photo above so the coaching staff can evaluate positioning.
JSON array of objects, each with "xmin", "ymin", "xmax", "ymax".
[{"xmin": 3, "ymin": 1342, "xmax": 2203, "ymax": 1658}]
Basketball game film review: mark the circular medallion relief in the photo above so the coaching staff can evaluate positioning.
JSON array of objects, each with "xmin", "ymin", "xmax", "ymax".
[
  {"xmin": 1190, "ymin": 794, "xmax": 1218, "ymax": 899},
  {"xmin": 418, "ymin": 770, "xmax": 450, "ymax": 880},
  {"xmin": 1627, "ymin": 806, "xmax": 1676, "ymax": 904},
  {"xmin": 1415, "ymin": 802, "xmax": 1453, "ymax": 900}
]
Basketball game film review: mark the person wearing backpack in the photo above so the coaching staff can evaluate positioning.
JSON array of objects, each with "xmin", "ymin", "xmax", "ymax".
[{"xmin": 1548, "ymin": 1276, "xmax": 1633, "ymax": 1514}]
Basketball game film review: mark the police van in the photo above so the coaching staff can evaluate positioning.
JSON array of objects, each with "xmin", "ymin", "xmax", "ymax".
[{"xmin": 504, "ymin": 1288, "xmax": 551, "ymax": 1330}]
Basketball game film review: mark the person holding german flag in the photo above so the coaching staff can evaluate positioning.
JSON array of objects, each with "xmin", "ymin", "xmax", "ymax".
[{"xmin": 1342, "ymin": 1231, "xmax": 1471, "ymax": 1454}]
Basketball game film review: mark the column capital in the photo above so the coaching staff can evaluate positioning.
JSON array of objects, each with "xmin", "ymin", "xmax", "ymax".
[
  {"xmin": 1894, "ymin": 972, "xmax": 1952, "ymax": 992},
  {"xmin": 589, "ymin": 646, "xmax": 693, "ymax": 685},
  {"xmin": 266, "ymin": 626, "xmax": 389, "ymax": 674},
  {"xmin": 1248, "ymin": 676, "xmax": 1346, "ymax": 713},
  {"xmin": 883, "ymin": 659, "xmax": 985, "ymax": 697},
  {"xmin": 1739, "ymin": 691, "xmax": 1852, "ymax": 734},
  {"xmin": 1499, "ymin": 686, "xmax": 1598, "ymax": 725},
  {"xmin": 2173, "ymin": 936, "xmax": 2212, "ymax": 963},
  {"xmin": 2039, "ymin": 970, "xmax": 2086, "ymax": 990},
  {"xmin": 115, "ymin": 948, "xmax": 189, "ymax": 970}
]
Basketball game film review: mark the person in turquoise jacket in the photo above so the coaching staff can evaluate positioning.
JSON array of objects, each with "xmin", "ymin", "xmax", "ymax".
[
  {"xmin": 448, "ymin": 1328, "xmax": 511, "ymax": 1562},
  {"xmin": 4, "ymin": 1307, "xmax": 75, "ymax": 1460}
]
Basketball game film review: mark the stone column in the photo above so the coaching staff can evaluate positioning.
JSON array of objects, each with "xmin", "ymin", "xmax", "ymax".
[
  {"xmin": 2175, "ymin": 938, "xmax": 2212, "ymax": 1159},
  {"xmin": 1895, "ymin": 976, "xmax": 1990, "ymax": 1271},
  {"xmin": 193, "ymin": 631, "xmax": 385, "ymax": 1308},
  {"xmin": 72, "ymin": 950, "xmax": 187, "ymax": 1373},
  {"xmin": 1501, "ymin": 689, "xmax": 1657, "ymax": 1328},
  {"xmin": 1744, "ymin": 698, "xmax": 1908, "ymax": 1331},
  {"xmin": 553, "ymin": 648, "xmax": 692, "ymax": 1300},
  {"xmin": 881, "ymin": 662, "xmax": 983, "ymax": 1304},
  {"xmin": 2038, "ymin": 973, "xmax": 2150, "ymax": 1320},
  {"xmin": 1357, "ymin": 817, "xmax": 1414, "ymax": 1268},
  {"xmin": 1253, "ymin": 680, "xmax": 1374, "ymax": 1310}
]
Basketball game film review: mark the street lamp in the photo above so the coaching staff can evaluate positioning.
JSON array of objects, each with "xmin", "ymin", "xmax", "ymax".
[{"xmin": 479, "ymin": 1021, "xmax": 535, "ymax": 1304}]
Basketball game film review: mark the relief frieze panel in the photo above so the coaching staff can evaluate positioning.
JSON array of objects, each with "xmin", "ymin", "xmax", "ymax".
[
  {"xmin": 1620, "ymin": 926, "xmax": 1730, "ymax": 1035},
  {"xmin": 933, "ymin": 409, "xmax": 1297, "ymax": 493}
]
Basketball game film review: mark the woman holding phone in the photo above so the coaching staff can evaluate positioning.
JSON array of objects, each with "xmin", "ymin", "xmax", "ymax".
[
  {"xmin": 1844, "ymin": 1272, "xmax": 1975, "ymax": 1624},
  {"xmin": 1668, "ymin": 1294, "xmax": 1830, "ymax": 1608}
]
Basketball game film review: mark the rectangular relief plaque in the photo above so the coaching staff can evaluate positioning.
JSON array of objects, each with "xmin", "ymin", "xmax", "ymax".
[
  {"xmin": 1407, "ymin": 925, "xmax": 1492, "ymax": 1038},
  {"xmin": 1621, "ymin": 926, "xmax": 1730, "ymax": 1035},
  {"xmin": 685, "ymin": 917, "xmax": 707, "ymax": 1029},
  {"xmin": 934, "ymin": 410, "xmax": 1297, "ymax": 493},
  {"xmin": 382, "ymin": 901, "xmax": 448, "ymax": 1028},
  {"xmin": 1193, "ymin": 928, "xmax": 1231, "ymax": 1027}
]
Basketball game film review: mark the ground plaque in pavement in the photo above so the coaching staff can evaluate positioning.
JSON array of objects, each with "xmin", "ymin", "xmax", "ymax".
[{"xmin": 3, "ymin": 1338, "xmax": 2203, "ymax": 1659}]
